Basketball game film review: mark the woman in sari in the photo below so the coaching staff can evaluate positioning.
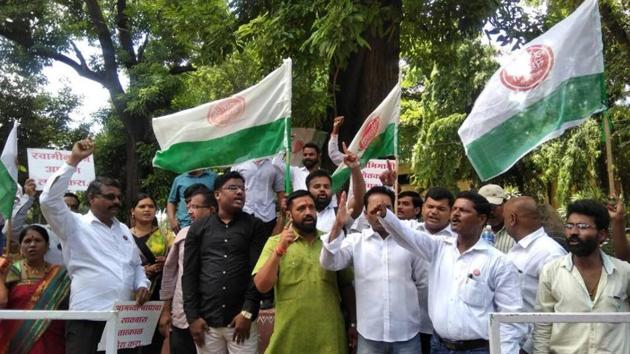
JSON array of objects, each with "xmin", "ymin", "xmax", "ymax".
[
  {"xmin": 0, "ymin": 225, "xmax": 70, "ymax": 354},
  {"xmin": 129, "ymin": 193, "xmax": 175, "ymax": 354}
]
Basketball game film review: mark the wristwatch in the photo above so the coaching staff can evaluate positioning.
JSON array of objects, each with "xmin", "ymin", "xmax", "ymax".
[{"xmin": 241, "ymin": 310, "xmax": 253, "ymax": 320}]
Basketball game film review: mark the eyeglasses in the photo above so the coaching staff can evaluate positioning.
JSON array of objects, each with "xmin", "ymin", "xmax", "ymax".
[
  {"xmin": 188, "ymin": 204, "xmax": 210, "ymax": 210},
  {"xmin": 98, "ymin": 193, "xmax": 123, "ymax": 201},
  {"xmin": 564, "ymin": 223, "xmax": 595, "ymax": 230},
  {"xmin": 223, "ymin": 185, "xmax": 245, "ymax": 192}
]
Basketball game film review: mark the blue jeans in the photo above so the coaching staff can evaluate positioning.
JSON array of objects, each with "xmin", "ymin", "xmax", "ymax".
[
  {"xmin": 430, "ymin": 335, "xmax": 489, "ymax": 354},
  {"xmin": 357, "ymin": 333, "xmax": 421, "ymax": 354}
]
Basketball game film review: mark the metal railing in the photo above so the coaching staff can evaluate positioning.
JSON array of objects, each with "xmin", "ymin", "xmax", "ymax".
[
  {"xmin": 0, "ymin": 310, "xmax": 119, "ymax": 353},
  {"xmin": 488, "ymin": 312, "xmax": 630, "ymax": 353}
]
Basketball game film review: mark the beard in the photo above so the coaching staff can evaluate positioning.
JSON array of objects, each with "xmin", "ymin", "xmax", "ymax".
[
  {"xmin": 314, "ymin": 196, "xmax": 332, "ymax": 211},
  {"xmin": 302, "ymin": 158, "xmax": 319, "ymax": 170},
  {"xmin": 567, "ymin": 235, "xmax": 599, "ymax": 257},
  {"xmin": 294, "ymin": 216, "xmax": 317, "ymax": 233}
]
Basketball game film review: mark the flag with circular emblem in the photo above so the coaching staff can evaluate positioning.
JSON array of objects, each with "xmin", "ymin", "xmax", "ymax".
[
  {"xmin": 152, "ymin": 59, "xmax": 292, "ymax": 173},
  {"xmin": 331, "ymin": 83, "xmax": 400, "ymax": 191},
  {"xmin": 458, "ymin": 0, "xmax": 606, "ymax": 181}
]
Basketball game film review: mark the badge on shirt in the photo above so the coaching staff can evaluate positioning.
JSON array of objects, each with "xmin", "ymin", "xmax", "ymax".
[{"xmin": 472, "ymin": 269, "xmax": 481, "ymax": 277}]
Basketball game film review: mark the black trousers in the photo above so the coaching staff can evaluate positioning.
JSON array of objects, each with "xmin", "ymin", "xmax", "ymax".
[
  {"xmin": 66, "ymin": 320, "xmax": 139, "ymax": 354},
  {"xmin": 421, "ymin": 333, "xmax": 432, "ymax": 354},
  {"xmin": 170, "ymin": 325, "xmax": 198, "ymax": 354}
]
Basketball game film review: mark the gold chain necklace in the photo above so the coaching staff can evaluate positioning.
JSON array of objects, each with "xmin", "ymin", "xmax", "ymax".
[{"xmin": 22, "ymin": 260, "xmax": 50, "ymax": 279}]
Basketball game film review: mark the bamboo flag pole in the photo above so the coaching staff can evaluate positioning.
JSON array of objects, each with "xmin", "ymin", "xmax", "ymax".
[{"xmin": 603, "ymin": 112, "xmax": 616, "ymax": 196}]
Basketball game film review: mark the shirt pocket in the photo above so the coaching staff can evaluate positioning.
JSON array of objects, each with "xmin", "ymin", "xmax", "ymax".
[
  {"xmin": 459, "ymin": 278, "xmax": 492, "ymax": 308},
  {"xmin": 601, "ymin": 288, "xmax": 628, "ymax": 312}
]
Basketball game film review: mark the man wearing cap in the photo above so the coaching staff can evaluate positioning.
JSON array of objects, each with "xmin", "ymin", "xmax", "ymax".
[{"xmin": 478, "ymin": 184, "xmax": 514, "ymax": 253}]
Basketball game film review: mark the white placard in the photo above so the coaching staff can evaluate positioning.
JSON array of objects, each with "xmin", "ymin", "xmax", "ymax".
[
  {"xmin": 361, "ymin": 159, "xmax": 397, "ymax": 190},
  {"xmin": 98, "ymin": 301, "xmax": 164, "ymax": 351},
  {"xmin": 27, "ymin": 148, "xmax": 95, "ymax": 191}
]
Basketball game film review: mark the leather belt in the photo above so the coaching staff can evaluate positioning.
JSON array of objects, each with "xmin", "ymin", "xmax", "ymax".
[{"xmin": 436, "ymin": 333, "xmax": 489, "ymax": 351}]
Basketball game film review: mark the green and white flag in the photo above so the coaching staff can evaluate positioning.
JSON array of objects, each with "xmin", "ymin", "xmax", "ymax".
[
  {"xmin": 153, "ymin": 59, "xmax": 292, "ymax": 173},
  {"xmin": 0, "ymin": 122, "xmax": 18, "ymax": 219},
  {"xmin": 332, "ymin": 83, "xmax": 400, "ymax": 191},
  {"xmin": 458, "ymin": 0, "xmax": 606, "ymax": 181}
]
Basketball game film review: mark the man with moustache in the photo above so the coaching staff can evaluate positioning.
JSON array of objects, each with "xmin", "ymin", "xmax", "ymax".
[
  {"xmin": 502, "ymin": 197, "xmax": 566, "ymax": 354},
  {"xmin": 533, "ymin": 199, "xmax": 630, "ymax": 354},
  {"xmin": 160, "ymin": 185, "xmax": 216, "ymax": 354},
  {"xmin": 253, "ymin": 190, "xmax": 352, "ymax": 354},
  {"xmin": 39, "ymin": 139, "xmax": 150, "ymax": 354},
  {"xmin": 320, "ymin": 186, "xmax": 425, "ymax": 353},
  {"xmin": 397, "ymin": 191, "xmax": 423, "ymax": 221},
  {"xmin": 376, "ymin": 191, "xmax": 524, "ymax": 354},
  {"xmin": 415, "ymin": 187, "xmax": 456, "ymax": 237},
  {"xmin": 183, "ymin": 171, "xmax": 266, "ymax": 354}
]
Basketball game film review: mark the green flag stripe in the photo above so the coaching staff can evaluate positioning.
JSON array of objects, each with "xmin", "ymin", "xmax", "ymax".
[
  {"xmin": 465, "ymin": 73, "xmax": 606, "ymax": 181},
  {"xmin": 332, "ymin": 123, "xmax": 396, "ymax": 192},
  {"xmin": 153, "ymin": 118, "xmax": 288, "ymax": 173},
  {"xmin": 0, "ymin": 162, "xmax": 17, "ymax": 219}
]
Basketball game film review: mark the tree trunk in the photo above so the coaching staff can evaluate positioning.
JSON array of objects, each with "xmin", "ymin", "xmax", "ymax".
[{"xmin": 326, "ymin": 0, "xmax": 401, "ymax": 168}]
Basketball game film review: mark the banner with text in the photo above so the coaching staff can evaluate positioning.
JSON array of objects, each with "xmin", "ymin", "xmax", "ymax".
[
  {"xmin": 27, "ymin": 148, "xmax": 95, "ymax": 191},
  {"xmin": 98, "ymin": 301, "xmax": 164, "ymax": 351},
  {"xmin": 362, "ymin": 159, "xmax": 396, "ymax": 190}
]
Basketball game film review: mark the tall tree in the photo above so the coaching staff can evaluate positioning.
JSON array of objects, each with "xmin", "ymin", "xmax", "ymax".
[{"xmin": 0, "ymin": 0, "xmax": 235, "ymax": 201}]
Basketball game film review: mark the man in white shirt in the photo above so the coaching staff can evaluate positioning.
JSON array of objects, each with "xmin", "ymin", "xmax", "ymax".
[
  {"xmin": 416, "ymin": 187, "xmax": 456, "ymax": 237},
  {"xmin": 289, "ymin": 142, "xmax": 323, "ymax": 191},
  {"xmin": 502, "ymin": 196, "xmax": 566, "ymax": 353},
  {"xmin": 232, "ymin": 158, "xmax": 285, "ymax": 237},
  {"xmin": 377, "ymin": 191, "xmax": 524, "ymax": 354},
  {"xmin": 321, "ymin": 186, "xmax": 424, "ymax": 353},
  {"xmin": 534, "ymin": 199, "xmax": 630, "ymax": 354},
  {"xmin": 39, "ymin": 139, "xmax": 150, "ymax": 354},
  {"xmin": 306, "ymin": 146, "xmax": 365, "ymax": 233}
]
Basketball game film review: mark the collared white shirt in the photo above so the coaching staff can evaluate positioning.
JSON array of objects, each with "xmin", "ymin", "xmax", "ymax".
[
  {"xmin": 534, "ymin": 251, "xmax": 630, "ymax": 354},
  {"xmin": 290, "ymin": 166, "xmax": 310, "ymax": 191},
  {"xmin": 317, "ymin": 204, "xmax": 353, "ymax": 233},
  {"xmin": 320, "ymin": 227, "xmax": 423, "ymax": 342},
  {"xmin": 232, "ymin": 159, "xmax": 284, "ymax": 222},
  {"xmin": 411, "ymin": 220, "xmax": 456, "ymax": 238},
  {"xmin": 508, "ymin": 228, "xmax": 567, "ymax": 312},
  {"xmin": 508, "ymin": 227, "xmax": 566, "ymax": 353},
  {"xmin": 40, "ymin": 163, "xmax": 150, "ymax": 311},
  {"xmin": 379, "ymin": 209, "xmax": 524, "ymax": 354}
]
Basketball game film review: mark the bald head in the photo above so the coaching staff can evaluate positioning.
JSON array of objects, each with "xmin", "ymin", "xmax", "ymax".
[{"xmin": 503, "ymin": 196, "xmax": 542, "ymax": 241}]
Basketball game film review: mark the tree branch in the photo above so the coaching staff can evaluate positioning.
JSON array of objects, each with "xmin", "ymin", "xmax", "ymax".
[
  {"xmin": 70, "ymin": 40, "xmax": 89, "ymax": 69},
  {"xmin": 169, "ymin": 64, "xmax": 196, "ymax": 75},
  {"xmin": 84, "ymin": 0, "xmax": 119, "ymax": 75},
  {"xmin": 137, "ymin": 34, "xmax": 150, "ymax": 63},
  {"xmin": 33, "ymin": 47, "xmax": 103, "ymax": 83},
  {"xmin": 116, "ymin": 0, "xmax": 137, "ymax": 68}
]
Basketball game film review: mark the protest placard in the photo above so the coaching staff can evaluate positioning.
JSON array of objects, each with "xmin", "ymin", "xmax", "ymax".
[
  {"xmin": 27, "ymin": 148, "xmax": 95, "ymax": 191},
  {"xmin": 97, "ymin": 301, "xmax": 164, "ymax": 351},
  {"xmin": 361, "ymin": 159, "xmax": 396, "ymax": 190}
]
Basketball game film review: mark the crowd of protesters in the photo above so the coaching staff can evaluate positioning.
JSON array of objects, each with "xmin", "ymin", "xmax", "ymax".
[{"xmin": 1, "ymin": 128, "xmax": 630, "ymax": 354}]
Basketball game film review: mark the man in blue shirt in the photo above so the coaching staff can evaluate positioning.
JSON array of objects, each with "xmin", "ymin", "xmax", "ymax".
[{"xmin": 167, "ymin": 169, "xmax": 217, "ymax": 232}]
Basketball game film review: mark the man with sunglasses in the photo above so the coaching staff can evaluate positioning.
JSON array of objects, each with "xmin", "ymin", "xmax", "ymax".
[
  {"xmin": 183, "ymin": 171, "xmax": 266, "ymax": 354},
  {"xmin": 534, "ymin": 199, "xmax": 630, "ymax": 354},
  {"xmin": 39, "ymin": 138, "xmax": 150, "ymax": 354}
]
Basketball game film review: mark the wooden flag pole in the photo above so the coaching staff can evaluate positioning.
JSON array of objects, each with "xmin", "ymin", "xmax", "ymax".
[{"xmin": 603, "ymin": 113, "xmax": 616, "ymax": 196}]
